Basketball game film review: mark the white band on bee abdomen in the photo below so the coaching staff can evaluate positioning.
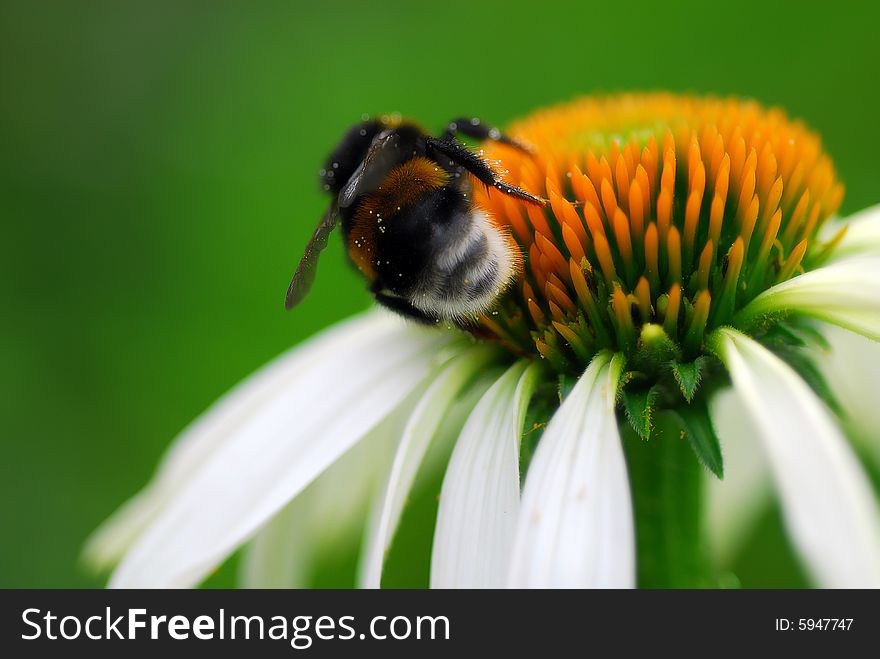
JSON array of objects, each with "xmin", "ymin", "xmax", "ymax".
[{"xmin": 411, "ymin": 210, "xmax": 516, "ymax": 322}]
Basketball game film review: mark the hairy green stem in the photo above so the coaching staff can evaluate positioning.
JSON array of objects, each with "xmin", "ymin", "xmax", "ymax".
[{"xmin": 621, "ymin": 415, "xmax": 714, "ymax": 588}]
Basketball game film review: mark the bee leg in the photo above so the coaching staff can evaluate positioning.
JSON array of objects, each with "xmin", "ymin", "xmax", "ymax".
[
  {"xmin": 371, "ymin": 289, "xmax": 441, "ymax": 325},
  {"xmin": 425, "ymin": 136, "xmax": 547, "ymax": 206},
  {"xmin": 442, "ymin": 117, "xmax": 534, "ymax": 153}
]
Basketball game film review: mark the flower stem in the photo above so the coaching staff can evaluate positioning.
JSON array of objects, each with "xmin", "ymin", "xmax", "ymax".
[{"xmin": 621, "ymin": 414, "xmax": 713, "ymax": 588}]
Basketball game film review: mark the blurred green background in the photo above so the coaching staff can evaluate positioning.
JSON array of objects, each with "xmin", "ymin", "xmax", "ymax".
[{"xmin": 2, "ymin": 0, "xmax": 878, "ymax": 588}]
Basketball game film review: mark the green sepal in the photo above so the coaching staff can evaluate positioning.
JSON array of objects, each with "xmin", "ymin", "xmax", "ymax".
[
  {"xmin": 760, "ymin": 318, "xmax": 830, "ymax": 352},
  {"xmin": 772, "ymin": 345, "xmax": 843, "ymax": 416},
  {"xmin": 557, "ymin": 372, "xmax": 577, "ymax": 402},
  {"xmin": 664, "ymin": 400, "xmax": 724, "ymax": 479},
  {"xmin": 785, "ymin": 318, "xmax": 831, "ymax": 351},
  {"xmin": 671, "ymin": 356, "xmax": 709, "ymax": 403},
  {"xmin": 761, "ymin": 322, "xmax": 808, "ymax": 348},
  {"xmin": 520, "ymin": 379, "xmax": 558, "ymax": 486},
  {"xmin": 623, "ymin": 384, "xmax": 662, "ymax": 440}
]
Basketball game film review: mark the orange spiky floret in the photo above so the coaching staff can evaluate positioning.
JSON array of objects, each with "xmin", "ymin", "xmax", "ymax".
[{"xmin": 473, "ymin": 94, "xmax": 844, "ymax": 370}]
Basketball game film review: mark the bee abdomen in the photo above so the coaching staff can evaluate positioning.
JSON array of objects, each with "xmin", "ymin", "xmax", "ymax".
[{"xmin": 411, "ymin": 210, "xmax": 517, "ymax": 321}]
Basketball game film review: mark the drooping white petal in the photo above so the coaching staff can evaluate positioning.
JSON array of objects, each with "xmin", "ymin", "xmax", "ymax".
[
  {"xmin": 247, "ymin": 368, "xmax": 493, "ymax": 590},
  {"xmin": 823, "ymin": 204, "xmax": 880, "ymax": 260},
  {"xmin": 705, "ymin": 388, "xmax": 771, "ymax": 566},
  {"xmin": 430, "ymin": 360, "xmax": 541, "ymax": 588},
  {"xmin": 418, "ymin": 374, "xmax": 498, "ymax": 483},
  {"xmin": 84, "ymin": 311, "xmax": 408, "ymax": 571},
  {"xmin": 357, "ymin": 345, "xmax": 496, "ymax": 588},
  {"xmin": 108, "ymin": 316, "xmax": 454, "ymax": 588},
  {"xmin": 241, "ymin": 402, "xmax": 410, "ymax": 588},
  {"xmin": 735, "ymin": 256, "xmax": 880, "ymax": 341},
  {"xmin": 712, "ymin": 328, "xmax": 880, "ymax": 587},
  {"xmin": 238, "ymin": 496, "xmax": 311, "ymax": 588},
  {"xmin": 508, "ymin": 352, "xmax": 634, "ymax": 588},
  {"xmin": 82, "ymin": 491, "xmax": 161, "ymax": 573},
  {"xmin": 817, "ymin": 325, "xmax": 880, "ymax": 460}
]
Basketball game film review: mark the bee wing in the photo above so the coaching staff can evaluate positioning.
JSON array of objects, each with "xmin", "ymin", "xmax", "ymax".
[
  {"xmin": 285, "ymin": 201, "xmax": 340, "ymax": 310},
  {"xmin": 338, "ymin": 129, "xmax": 397, "ymax": 208}
]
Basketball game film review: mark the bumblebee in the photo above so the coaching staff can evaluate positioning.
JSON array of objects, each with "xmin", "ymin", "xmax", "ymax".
[{"xmin": 285, "ymin": 115, "xmax": 545, "ymax": 324}]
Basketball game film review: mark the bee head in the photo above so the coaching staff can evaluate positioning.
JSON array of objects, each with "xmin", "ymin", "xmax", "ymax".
[{"xmin": 318, "ymin": 119, "xmax": 387, "ymax": 195}]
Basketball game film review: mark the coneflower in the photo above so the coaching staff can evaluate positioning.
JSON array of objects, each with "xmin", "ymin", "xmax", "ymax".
[{"xmin": 87, "ymin": 93, "xmax": 880, "ymax": 589}]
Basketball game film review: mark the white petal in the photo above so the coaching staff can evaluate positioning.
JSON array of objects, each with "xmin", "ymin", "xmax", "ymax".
[
  {"xmin": 419, "ymin": 374, "xmax": 497, "ymax": 481},
  {"xmin": 84, "ymin": 311, "xmax": 406, "ymax": 571},
  {"xmin": 238, "ymin": 496, "xmax": 311, "ymax": 588},
  {"xmin": 823, "ymin": 204, "xmax": 880, "ymax": 260},
  {"xmin": 713, "ymin": 328, "xmax": 880, "ymax": 587},
  {"xmin": 108, "ymin": 316, "xmax": 452, "ymax": 588},
  {"xmin": 358, "ymin": 346, "xmax": 497, "ymax": 588},
  {"xmin": 705, "ymin": 388, "xmax": 771, "ymax": 566},
  {"xmin": 508, "ymin": 352, "xmax": 634, "ymax": 588},
  {"xmin": 430, "ymin": 360, "xmax": 541, "ymax": 588},
  {"xmin": 736, "ymin": 256, "xmax": 880, "ymax": 341},
  {"xmin": 82, "ymin": 491, "xmax": 161, "ymax": 573},
  {"xmin": 817, "ymin": 324, "xmax": 880, "ymax": 459},
  {"xmin": 241, "ymin": 403, "xmax": 409, "ymax": 588}
]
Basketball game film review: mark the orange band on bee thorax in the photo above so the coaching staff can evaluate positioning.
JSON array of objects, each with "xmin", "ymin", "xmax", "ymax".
[{"xmin": 348, "ymin": 157, "xmax": 451, "ymax": 279}]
